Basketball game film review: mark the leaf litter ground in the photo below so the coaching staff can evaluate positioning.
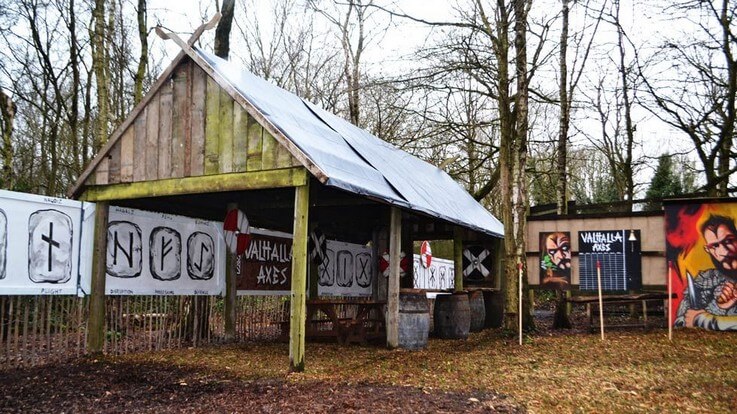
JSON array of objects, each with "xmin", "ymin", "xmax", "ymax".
[{"xmin": 1, "ymin": 312, "xmax": 735, "ymax": 413}]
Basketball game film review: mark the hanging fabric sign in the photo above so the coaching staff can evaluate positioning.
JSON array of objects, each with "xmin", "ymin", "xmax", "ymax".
[
  {"xmin": 317, "ymin": 240, "xmax": 373, "ymax": 297},
  {"xmin": 105, "ymin": 206, "xmax": 225, "ymax": 296},
  {"xmin": 413, "ymin": 255, "xmax": 455, "ymax": 291},
  {"xmin": 0, "ymin": 190, "xmax": 93, "ymax": 295}
]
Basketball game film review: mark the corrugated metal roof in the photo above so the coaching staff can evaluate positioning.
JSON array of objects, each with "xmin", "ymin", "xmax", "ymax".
[{"xmin": 197, "ymin": 49, "xmax": 503, "ymax": 238}]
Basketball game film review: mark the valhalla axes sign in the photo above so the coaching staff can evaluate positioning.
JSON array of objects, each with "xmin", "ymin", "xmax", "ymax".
[{"xmin": 236, "ymin": 228, "xmax": 293, "ymax": 295}]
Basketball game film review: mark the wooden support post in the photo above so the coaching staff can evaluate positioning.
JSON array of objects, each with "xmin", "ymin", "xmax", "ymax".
[
  {"xmin": 386, "ymin": 207, "xmax": 401, "ymax": 349},
  {"xmin": 289, "ymin": 183, "xmax": 309, "ymax": 372},
  {"xmin": 87, "ymin": 202, "xmax": 109, "ymax": 355},
  {"xmin": 453, "ymin": 228, "xmax": 463, "ymax": 292},
  {"xmin": 224, "ymin": 203, "xmax": 238, "ymax": 342}
]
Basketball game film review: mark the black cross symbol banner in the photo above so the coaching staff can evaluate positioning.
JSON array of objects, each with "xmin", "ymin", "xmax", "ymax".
[
  {"xmin": 318, "ymin": 253, "xmax": 332, "ymax": 286},
  {"xmin": 41, "ymin": 222, "xmax": 60, "ymax": 272},
  {"xmin": 356, "ymin": 256, "xmax": 370, "ymax": 286},
  {"xmin": 463, "ymin": 246, "xmax": 491, "ymax": 281},
  {"xmin": 308, "ymin": 228, "xmax": 327, "ymax": 264}
]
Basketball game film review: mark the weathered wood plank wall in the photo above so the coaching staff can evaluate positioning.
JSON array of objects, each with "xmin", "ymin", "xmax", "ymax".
[{"xmin": 89, "ymin": 57, "xmax": 300, "ymax": 186}]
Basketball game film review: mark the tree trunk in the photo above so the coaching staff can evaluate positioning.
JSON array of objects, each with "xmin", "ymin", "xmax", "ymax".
[
  {"xmin": 214, "ymin": 0, "xmax": 235, "ymax": 59},
  {"xmin": 616, "ymin": 0, "xmax": 635, "ymax": 211},
  {"xmin": 92, "ymin": 0, "xmax": 109, "ymax": 150},
  {"xmin": 512, "ymin": 0, "xmax": 534, "ymax": 331},
  {"xmin": 556, "ymin": 0, "xmax": 569, "ymax": 216},
  {"xmin": 0, "ymin": 89, "xmax": 15, "ymax": 189},
  {"xmin": 134, "ymin": 0, "xmax": 148, "ymax": 105}
]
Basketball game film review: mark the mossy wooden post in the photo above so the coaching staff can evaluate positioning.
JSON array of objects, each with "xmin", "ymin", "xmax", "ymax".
[
  {"xmin": 87, "ymin": 202, "xmax": 109, "ymax": 355},
  {"xmin": 386, "ymin": 207, "xmax": 401, "ymax": 349},
  {"xmin": 454, "ymin": 228, "xmax": 463, "ymax": 292},
  {"xmin": 289, "ymin": 182, "xmax": 309, "ymax": 372},
  {"xmin": 224, "ymin": 203, "xmax": 238, "ymax": 342}
]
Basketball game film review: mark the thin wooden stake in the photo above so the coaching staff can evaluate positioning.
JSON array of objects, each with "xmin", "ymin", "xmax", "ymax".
[
  {"xmin": 668, "ymin": 261, "xmax": 673, "ymax": 341},
  {"xmin": 596, "ymin": 260, "xmax": 605, "ymax": 341},
  {"xmin": 31, "ymin": 297, "xmax": 40, "ymax": 365},
  {"xmin": 0, "ymin": 296, "xmax": 6, "ymax": 364},
  {"xmin": 22, "ymin": 297, "xmax": 30, "ymax": 363},
  {"xmin": 12, "ymin": 297, "xmax": 19, "ymax": 365},
  {"xmin": 518, "ymin": 260, "xmax": 523, "ymax": 346}
]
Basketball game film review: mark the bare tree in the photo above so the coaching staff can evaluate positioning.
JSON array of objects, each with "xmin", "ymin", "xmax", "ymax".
[
  {"xmin": 640, "ymin": 0, "xmax": 736, "ymax": 196},
  {"xmin": 309, "ymin": 0, "xmax": 383, "ymax": 126},
  {"xmin": 235, "ymin": 0, "xmax": 344, "ymax": 112},
  {"xmin": 556, "ymin": 0, "xmax": 605, "ymax": 215}
]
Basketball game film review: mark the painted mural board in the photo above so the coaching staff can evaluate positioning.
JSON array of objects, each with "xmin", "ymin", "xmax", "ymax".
[
  {"xmin": 578, "ymin": 229, "xmax": 641, "ymax": 291},
  {"xmin": 413, "ymin": 254, "xmax": 455, "ymax": 291},
  {"xmin": 317, "ymin": 240, "xmax": 373, "ymax": 297},
  {"xmin": 539, "ymin": 232, "xmax": 572, "ymax": 290},
  {"xmin": 105, "ymin": 206, "xmax": 225, "ymax": 296},
  {"xmin": 666, "ymin": 202, "xmax": 737, "ymax": 331},
  {"xmin": 236, "ymin": 227, "xmax": 292, "ymax": 295},
  {"xmin": 0, "ymin": 190, "xmax": 92, "ymax": 295}
]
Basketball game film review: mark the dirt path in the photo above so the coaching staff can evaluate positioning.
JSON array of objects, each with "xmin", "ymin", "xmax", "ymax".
[{"xmin": 0, "ymin": 359, "xmax": 521, "ymax": 413}]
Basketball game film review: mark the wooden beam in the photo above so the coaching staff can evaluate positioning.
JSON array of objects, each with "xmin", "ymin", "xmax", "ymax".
[
  {"xmin": 224, "ymin": 203, "xmax": 237, "ymax": 342},
  {"xmin": 386, "ymin": 206, "xmax": 401, "ymax": 349},
  {"xmin": 87, "ymin": 202, "xmax": 109, "ymax": 355},
  {"xmin": 80, "ymin": 167, "xmax": 308, "ymax": 201},
  {"xmin": 289, "ymin": 182, "xmax": 309, "ymax": 372},
  {"xmin": 454, "ymin": 227, "xmax": 464, "ymax": 292}
]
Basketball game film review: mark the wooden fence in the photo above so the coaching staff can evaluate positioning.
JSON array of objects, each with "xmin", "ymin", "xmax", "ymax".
[{"xmin": 0, "ymin": 295, "xmax": 289, "ymax": 369}]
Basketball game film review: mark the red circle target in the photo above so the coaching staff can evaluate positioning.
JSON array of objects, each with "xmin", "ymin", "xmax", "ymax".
[
  {"xmin": 223, "ymin": 209, "xmax": 251, "ymax": 255},
  {"xmin": 420, "ymin": 240, "xmax": 432, "ymax": 269}
]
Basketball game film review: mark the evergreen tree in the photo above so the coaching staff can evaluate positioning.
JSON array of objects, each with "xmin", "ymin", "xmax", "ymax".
[{"xmin": 645, "ymin": 154, "xmax": 683, "ymax": 209}]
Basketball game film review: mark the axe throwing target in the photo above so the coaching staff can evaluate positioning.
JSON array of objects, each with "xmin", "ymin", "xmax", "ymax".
[{"xmin": 462, "ymin": 246, "xmax": 491, "ymax": 281}]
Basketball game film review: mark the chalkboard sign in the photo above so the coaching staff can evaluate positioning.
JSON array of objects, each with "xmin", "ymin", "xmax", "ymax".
[{"xmin": 578, "ymin": 229, "xmax": 641, "ymax": 291}]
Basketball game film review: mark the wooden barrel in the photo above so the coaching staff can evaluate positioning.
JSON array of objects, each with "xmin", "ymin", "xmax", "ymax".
[
  {"xmin": 468, "ymin": 290, "xmax": 486, "ymax": 332},
  {"xmin": 433, "ymin": 292, "xmax": 470, "ymax": 339},
  {"xmin": 398, "ymin": 289, "xmax": 430, "ymax": 350},
  {"xmin": 483, "ymin": 290, "xmax": 504, "ymax": 328}
]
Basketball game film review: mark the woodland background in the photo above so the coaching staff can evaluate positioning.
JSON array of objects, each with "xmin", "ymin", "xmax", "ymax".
[{"xmin": 0, "ymin": 0, "xmax": 734, "ymax": 328}]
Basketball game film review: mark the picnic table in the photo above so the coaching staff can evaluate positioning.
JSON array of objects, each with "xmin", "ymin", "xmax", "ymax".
[
  {"xmin": 566, "ymin": 292, "xmax": 677, "ymax": 331},
  {"xmin": 281, "ymin": 298, "xmax": 386, "ymax": 344}
]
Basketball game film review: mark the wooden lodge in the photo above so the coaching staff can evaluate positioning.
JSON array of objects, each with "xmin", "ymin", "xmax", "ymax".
[{"xmin": 70, "ymin": 26, "xmax": 504, "ymax": 371}]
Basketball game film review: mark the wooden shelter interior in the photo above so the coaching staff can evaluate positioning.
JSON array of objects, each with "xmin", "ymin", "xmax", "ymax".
[{"xmin": 69, "ymin": 28, "xmax": 502, "ymax": 366}]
